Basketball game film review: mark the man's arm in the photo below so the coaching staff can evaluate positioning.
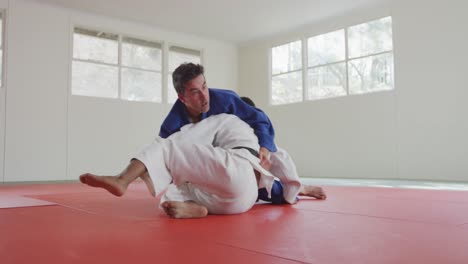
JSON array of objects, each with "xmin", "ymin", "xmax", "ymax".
[
  {"xmin": 226, "ymin": 92, "xmax": 277, "ymax": 167},
  {"xmin": 218, "ymin": 91, "xmax": 277, "ymax": 167},
  {"xmin": 224, "ymin": 94, "xmax": 277, "ymax": 152}
]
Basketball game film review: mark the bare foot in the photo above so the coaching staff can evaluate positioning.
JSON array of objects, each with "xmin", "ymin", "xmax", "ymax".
[
  {"xmin": 79, "ymin": 173, "xmax": 127, "ymax": 197},
  {"xmin": 161, "ymin": 201, "xmax": 208, "ymax": 219},
  {"xmin": 140, "ymin": 172, "xmax": 156, "ymax": 197},
  {"xmin": 299, "ymin": 185, "xmax": 327, "ymax": 200}
]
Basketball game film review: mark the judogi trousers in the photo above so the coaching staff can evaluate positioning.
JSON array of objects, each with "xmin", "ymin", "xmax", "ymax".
[{"xmin": 134, "ymin": 138, "xmax": 260, "ymax": 215}]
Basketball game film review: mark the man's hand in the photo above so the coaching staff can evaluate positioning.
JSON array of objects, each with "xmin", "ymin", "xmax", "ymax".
[{"xmin": 258, "ymin": 147, "xmax": 272, "ymax": 170}]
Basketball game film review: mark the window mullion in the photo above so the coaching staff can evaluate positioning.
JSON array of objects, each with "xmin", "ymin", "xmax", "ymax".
[
  {"xmin": 121, "ymin": 65, "xmax": 160, "ymax": 73},
  {"xmin": 72, "ymin": 58, "xmax": 118, "ymax": 68},
  {"xmin": 348, "ymin": 50, "xmax": 393, "ymax": 62},
  {"xmin": 344, "ymin": 28, "xmax": 349, "ymax": 96},
  {"xmin": 272, "ymin": 69, "xmax": 302, "ymax": 78},
  {"xmin": 302, "ymin": 37, "xmax": 308, "ymax": 102},
  {"xmin": 118, "ymin": 34, "xmax": 122, "ymax": 99},
  {"xmin": 308, "ymin": 60, "xmax": 345, "ymax": 71}
]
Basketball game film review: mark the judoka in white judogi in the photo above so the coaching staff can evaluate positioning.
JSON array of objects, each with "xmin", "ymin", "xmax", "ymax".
[{"xmin": 134, "ymin": 113, "xmax": 302, "ymax": 214}]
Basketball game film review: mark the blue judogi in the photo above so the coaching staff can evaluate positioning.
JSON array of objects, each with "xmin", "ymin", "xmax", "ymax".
[
  {"xmin": 160, "ymin": 88, "xmax": 277, "ymax": 152},
  {"xmin": 159, "ymin": 88, "xmax": 285, "ymax": 203}
]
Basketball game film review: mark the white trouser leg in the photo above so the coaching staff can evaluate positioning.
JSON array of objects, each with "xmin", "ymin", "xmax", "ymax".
[
  {"xmin": 269, "ymin": 147, "xmax": 302, "ymax": 204},
  {"xmin": 134, "ymin": 138, "xmax": 258, "ymax": 214},
  {"xmin": 133, "ymin": 137, "xmax": 172, "ymax": 195}
]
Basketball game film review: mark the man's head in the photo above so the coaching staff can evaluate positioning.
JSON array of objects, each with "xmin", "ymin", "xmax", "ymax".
[{"xmin": 173, "ymin": 63, "xmax": 210, "ymax": 118}]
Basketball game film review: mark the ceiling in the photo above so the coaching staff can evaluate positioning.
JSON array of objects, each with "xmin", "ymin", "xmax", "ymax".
[{"xmin": 34, "ymin": 0, "xmax": 386, "ymax": 44}]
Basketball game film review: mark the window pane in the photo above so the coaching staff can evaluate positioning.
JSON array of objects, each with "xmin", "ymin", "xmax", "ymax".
[
  {"xmin": 72, "ymin": 61, "xmax": 118, "ymax": 98},
  {"xmin": 121, "ymin": 68, "xmax": 161, "ymax": 102},
  {"xmin": 348, "ymin": 53, "xmax": 394, "ymax": 94},
  {"xmin": 308, "ymin": 30, "xmax": 345, "ymax": 67},
  {"xmin": 169, "ymin": 46, "xmax": 201, "ymax": 72},
  {"xmin": 271, "ymin": 71, "xmax": 302, "ymax": 105},
  {"xmin": 122, "ymin": 37, "xmax": 162, "ymax": 71},
  {"xmin": 348, "ymin": 16, "xmax": 393, "ymax": 58},
  {"xmin": 167, "ymin": 74, "xmax": 178, "ymax": 103},
  {"xmin": 272, "ymin": 41, "xmax": 302, "ymax": 75},
  {"xmin": 308, "ymin": 63, "xmax": 346, "ymax": 100},
  {"xmin": 73, "ymin": 28, "xmax": 118, "ymax": 64}
]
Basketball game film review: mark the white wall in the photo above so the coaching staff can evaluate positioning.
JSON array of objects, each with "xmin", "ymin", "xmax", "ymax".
[
  {"xmin": 0, "ymin": 0, "xmax": 6, "ymax": 183},
  {"xmin": 0, "ymin": 81, "xmax": 4, "ymax": 183},
  {"xmin": 3, "ymin": 0, "xmax": 465, "ymax": 183},
  {"xmin": 2, "ymin": 0, "xmax": 237, "ymax": 182},
  {"xmin": 5, "ymin": 0, "xmax": 69, "ymax": 182},
  {"xmin": 394, "ymin": 0, "xmax": 468, "ymax": 182},
  {"xmin": 239, "ymin": 0, "xmax": 468, "ymax": 182}
]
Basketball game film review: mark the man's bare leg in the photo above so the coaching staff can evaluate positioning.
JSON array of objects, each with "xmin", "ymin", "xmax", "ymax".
[
  {"xmin": 79, "ymin": 159, "xmax": 147, "ymax": 197},
  {"xmin": 140, "ymin": 172, "xmax": 156, "ymax": 197},
  {"xmin": 161, "ymin": 201, "xmax": 208, "ymax": 219},
  {"xmin": 299, "ymin": 185, "xmax": 327, "ymax": 200}
]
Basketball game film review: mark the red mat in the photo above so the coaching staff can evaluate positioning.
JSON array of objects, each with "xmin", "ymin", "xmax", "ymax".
[
  {"xmin": 0, "ymin": 206, "xmax": 297, "ymax": 264},
  {"xmin": 199, "ymin": 205, "xmax": 468, "ymax": 263},
  {"xmin": 27, "ymin": 190, "xmax": 160, "ymax": 220},
  {"xmin": 1, "ymin": 183, "xmax": 468, "ymax": 264},
  {"xmin": 295, "ymin": 186, "xmax": 468, "ymax": 225}
]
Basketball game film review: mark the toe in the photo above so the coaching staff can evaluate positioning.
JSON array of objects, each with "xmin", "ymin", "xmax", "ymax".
[{"xmin": 79, "ymin": 174, "xmax": 87, "ymax": 183}]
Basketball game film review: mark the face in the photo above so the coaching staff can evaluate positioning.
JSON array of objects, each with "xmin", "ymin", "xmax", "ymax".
[{"xmin": 178, "ymin": 74, "xmax": 210, "ymax": 119}]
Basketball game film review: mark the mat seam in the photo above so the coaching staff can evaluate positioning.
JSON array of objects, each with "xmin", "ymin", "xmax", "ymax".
[{"xmin": 215, "ymin": 242, "xmax": 309, "ymax": 264}]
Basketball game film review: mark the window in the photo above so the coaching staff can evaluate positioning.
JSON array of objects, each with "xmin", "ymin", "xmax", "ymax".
[
  {"xmin": 121, "ymin": 37, "xmax": 162, "ymax": 102},
  {"xmin": 0, "ymin": 11, "xmax": 4, "ymax": 88},
  {"xmin": 271, "ymin": 16, "xmax": 394, "ymax": 104},
  {"xmin": 347, "ymin": 17, "xmax": 393, "ymax": 94},
  {"xmin": 308, "ymin": 30, "xmax": 347, "ymax": 100},
  {"xmin": 72, "ymin": 28, "xmax": 162, "ymax": 102},
  {"xmin": 167, "ymin": 46, "xmax": 201, "ymax": 103},
  {"xmin": 271, "ymin": 40, "xmax": 302, "ymax": 105}
]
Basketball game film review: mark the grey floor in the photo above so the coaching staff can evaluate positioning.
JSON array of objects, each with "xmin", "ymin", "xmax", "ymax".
[{"xmin": 301, "ymin": 177, "xmax": 468, "ymax": 191}]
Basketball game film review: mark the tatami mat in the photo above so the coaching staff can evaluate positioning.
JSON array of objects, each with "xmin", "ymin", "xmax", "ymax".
[{"xmin": 1, "ymin": 182, "xmax": 468, "ymax": 264}]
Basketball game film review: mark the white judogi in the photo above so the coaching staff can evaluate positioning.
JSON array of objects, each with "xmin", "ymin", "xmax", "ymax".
[
  {"xmin": 269, "ymin": 148, "xmax": 302, "ymax": 204},
  {"xmin": 135, "ymin": 114, "xmax": 277, "ymax": 214}
]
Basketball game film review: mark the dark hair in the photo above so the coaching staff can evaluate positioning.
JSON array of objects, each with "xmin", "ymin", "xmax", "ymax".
[
  {"xmin": 172, "ymin": 63, "xmax": 205, "ymax": 94},
  {"xmin": 240, "ymin": 96, "xmax": 256, "ymax": 107}
]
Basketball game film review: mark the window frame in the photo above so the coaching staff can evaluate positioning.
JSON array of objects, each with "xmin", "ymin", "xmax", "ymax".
[
  {"xmin": 269, "ymin": 39, "xmax": 303, "ymax": 105},
  {"xmin": 306, "ymin": 29, "xmax": 348, "ymax": 100},
  {"xmin": 270, "ymin": 16, "xmax": 394, "ymax": 105},
  {"xmin": 70, "ymin": 25, "xmax": 164, "ymax": 103}
]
